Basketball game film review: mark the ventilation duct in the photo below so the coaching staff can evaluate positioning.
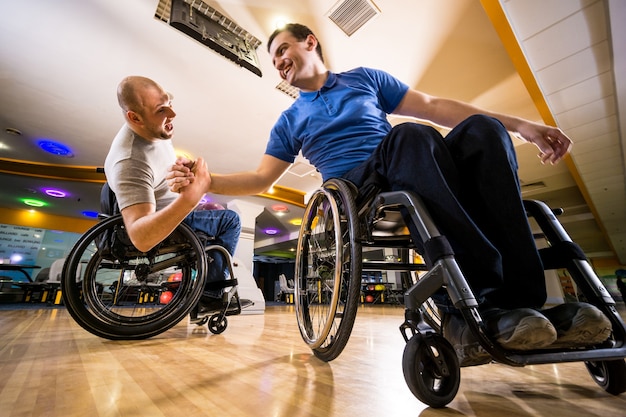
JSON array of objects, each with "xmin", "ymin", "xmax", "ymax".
[{"xmin": 327, "ymin": 0, "xmax": 381, "ymax": 36}]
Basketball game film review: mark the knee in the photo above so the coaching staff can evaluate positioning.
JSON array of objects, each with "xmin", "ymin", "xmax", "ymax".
[
  {"xmin": 388, "ymin": 122, "xmax": 444, "ymax": 151},
  {"xmin": 457, "ymin": 114, "xmax": 514, "ymax": 154},
  {"xmin": 391, "ymin": 122, "xmax": 440, "ymax": 138},
  {"xmin": 465, "ymin": 114, "xmax": 505, "ymax": 131},
  {"xmin": 222, "ymin": 209, "xmax": 241, "ymax": 230},
  {"xmin": 464, "ymin": 115, "xmax": 510, "ymax": 143}
]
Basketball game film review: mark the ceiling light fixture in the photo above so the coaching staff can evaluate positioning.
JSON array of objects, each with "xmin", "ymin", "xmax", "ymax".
[
  {"xmin": 264, "ymin": 228, "xmax": 280, "ymax": 235},
  {"xmin": 38, "ymin": 140, "xmax": 74, "ymax": 157},
  {"xmin": 273, "ymin": 18, "xmax": 288, "ymax": 30},
  {"xmin": 43, "ymin": 188, "xmax": 67, "ymax": 198},
  {"xmin": 5, "ymin": 128, "xmax": 22, "ymax": 136},
  {"xmin": 21, "ymin": 198, "xmax": 47, "ymax": 207},
  {"xmin": 271, "ymin": 204, "xmax": 289, "ymax": 216}
]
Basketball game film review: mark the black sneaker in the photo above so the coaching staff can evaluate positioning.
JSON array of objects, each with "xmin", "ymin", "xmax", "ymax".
[
  {"xmin": 197, "ymin": 296, "xmax": 254, "ymax": 314},
  {"xmin": 443, "ymin": 307, "xmax": 557, "ymax": 367},
  {"xmin": 482, "ymin": 307, "xmax": 557, "ymax": 350},
  {"xmin": 197, "ymin": 296, "xmax": 225, "ymax": 314},
  {"xmin": 541, "ymin": 302, "xmax": 612, "ymax": 348},
  {"xmin": 443, "ymin": 313, "xmax": 491, "ymax": 367},
  {"xmin": 189, "ymin": 316, "xmax": 206, "ymax": 325}
]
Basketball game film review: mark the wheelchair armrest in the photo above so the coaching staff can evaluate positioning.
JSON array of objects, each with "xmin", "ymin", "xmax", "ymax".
[
  {"xmin": 194, "ymin": 231, "xmax": 217, "ymax": 248},
  {"xmin": 369, "ymin": 209, "xmax": 411, "ymax": 238}
]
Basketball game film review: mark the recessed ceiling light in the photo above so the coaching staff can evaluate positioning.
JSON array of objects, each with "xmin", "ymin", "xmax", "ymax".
[
  {"xmin": 42, "ymin": 188, "xmax": 68, "ymax": 198},
  {"xmin": 38, "ymin": 140, "xmax": 74, "ymax": 157},
  {"xmin": 264, "ymin": 228, "xmax": 280, "ymax": 235},
  {"xmin": 271, "ymin": 204, "xmax": 289, "ymax": 213},
  {"xmin": 21, "ymin": 198, "xmax": 47, "ymax": 207},
  {"xmin": 5, "ymin": 128, "xmax": 22, "ymax": 136}
]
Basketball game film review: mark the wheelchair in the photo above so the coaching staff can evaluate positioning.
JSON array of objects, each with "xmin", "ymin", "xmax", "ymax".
[
  {"xmin": 294, "ymin": 178, "xmax": 626, "ymax": 408},
  {"xmin": 61, "ymin": 184, "xmax": 243, "ymax": 339}
]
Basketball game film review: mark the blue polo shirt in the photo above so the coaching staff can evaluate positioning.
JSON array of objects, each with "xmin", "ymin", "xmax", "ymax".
[{"xmin": 265, "ymin": 67, "xmax": 409, "ymax": 180}]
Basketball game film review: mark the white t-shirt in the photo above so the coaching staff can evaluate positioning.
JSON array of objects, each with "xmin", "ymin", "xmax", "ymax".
[{"xmin": 104, "ymin": 124, "xmax": 179, "ymax": 212}]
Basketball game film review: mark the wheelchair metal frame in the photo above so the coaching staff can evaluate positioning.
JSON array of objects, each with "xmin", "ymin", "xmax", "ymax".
[{"xmin": 294, "ymin": 178, "xmax": 626, "ymax": 407}]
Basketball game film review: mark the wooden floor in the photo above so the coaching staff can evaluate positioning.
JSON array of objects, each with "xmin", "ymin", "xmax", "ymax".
[{"xmin": 1, "ymin": 303, "xmax": 625, "ymax": 417}]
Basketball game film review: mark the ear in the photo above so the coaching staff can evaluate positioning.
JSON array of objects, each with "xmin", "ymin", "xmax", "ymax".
[
  {"xmin": 126, "ymin": 110, "xmax": 142, "ymax": 126},
  {"xmin": 305, "ymin": 34, "xmax": 317, "ymax": 51}
]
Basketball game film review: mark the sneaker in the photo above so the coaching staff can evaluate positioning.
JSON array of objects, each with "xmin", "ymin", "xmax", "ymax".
[
  {"xmin": 443, "ymin": 307, "xmax": 557, "ymax": 367},
  {"xmin": 541, "ymin": 302, "xmax": 612, "ymax": 348},
  {"xmin": 197, "ymin": 295, "xmax": 224, "ymax": 314},
  {"xmin": 197, "ymin": 296, "xmax": 254, "ymax": 314},
  {"xmin": 443, "ymin": 313, "xmax": 491, "ymax": 367},
  {"xmin": 482, "ymin": 307, "xmax": 557, "ymax": 350},
  {"xmin": 189, "ymin": 316, "xmax": 206, "ymax": 325}
]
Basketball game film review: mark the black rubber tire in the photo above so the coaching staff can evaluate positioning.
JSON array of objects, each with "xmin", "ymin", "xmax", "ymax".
[
  {"xmin": 62, "ymin": 215, "xmax": 207, "ymax": 339},
  {"xmin": 208, "ymin": 314, "xmax": 228, "ymax": 334},
  {"xmin": 402, "ymin": 333, "xmax": 460, "ymax": 408},
  {"xmin": 295, "ymin": 178, "xmax": 362, "ymax": 362},
  {"xmin": 585, "ymin": 359, "xmax": 626, "ymax": 395}
]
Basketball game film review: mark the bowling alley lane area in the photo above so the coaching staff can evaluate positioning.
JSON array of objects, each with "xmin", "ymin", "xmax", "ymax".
[{"xmin": 1, "ymin": 303, "xmax": 625, "ymax": 416}]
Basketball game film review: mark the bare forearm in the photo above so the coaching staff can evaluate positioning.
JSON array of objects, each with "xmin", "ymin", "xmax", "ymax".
[
  {"xmin": 122, "ymin": 196, "xmax": 197, "ymax": 252},
  {"xmin": 168, "ymin": 154, "xmax": 291, "ymax": 196},
  {"xmin": 395, "ymin": 90, "xmax": 571, "ymax": 163},
  {"xmin": 208, "ymin": 171, "xmax": 274, "ymax": 195},
  {"xmin": 433, "ymin": 98, "xmax": 527, "ymax": 133},
  {"xmin": 396, "ymin": 90, "xmax": 528, "ymax": 132}
]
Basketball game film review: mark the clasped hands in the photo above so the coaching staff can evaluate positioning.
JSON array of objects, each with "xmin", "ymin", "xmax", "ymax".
[{"xmin": 167, "ymin": 156, "xmax": 211, "ymax": 194}]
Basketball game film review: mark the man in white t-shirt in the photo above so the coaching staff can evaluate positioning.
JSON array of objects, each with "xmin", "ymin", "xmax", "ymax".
[{"xmin": 105, "ymin": 75, "xmax": 243, "ymax": 321}]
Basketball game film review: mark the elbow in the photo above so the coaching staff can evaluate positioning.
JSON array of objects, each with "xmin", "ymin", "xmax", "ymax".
[
  {"xmin": 133, "ymin": 242, "xmax": 155, "ymax": 253},
  {"xmin": 127, "ymin": 233, "xmax": 156, "ymax": 253},
  {"xmin": 132, "ymin": 240, "xmax": 154, "ymax": 253}
]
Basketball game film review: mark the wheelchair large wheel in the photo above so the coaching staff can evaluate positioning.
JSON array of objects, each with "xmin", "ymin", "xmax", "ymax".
[
  {"xmin": 295, "ymin": 178, "xmax": 362, "ymax": 362},
  {"xmin": 585, "ymin": 359, "xmax": 626, "ymax": 395},
  {"xmin": 402, "ymin": 333, "xmax": 460, "ymax": 408},
  {"xmin": 62, "ymin": 215, "xmax": 207, "ymax": 340}
]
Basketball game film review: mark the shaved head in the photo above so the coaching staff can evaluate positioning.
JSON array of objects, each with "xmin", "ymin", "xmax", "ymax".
[{"xmin": 117, "ymin": 76, "xmax": 165, "ymax": 114}]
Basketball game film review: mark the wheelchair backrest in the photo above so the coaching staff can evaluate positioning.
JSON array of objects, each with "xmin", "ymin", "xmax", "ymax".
[
  {"xmin": 96, "ymin": 182, "xmax": 133, "ymax": 259},
  {"xmin": 100, "ymin": 182, "xmax": 120, "ymax": 216}
]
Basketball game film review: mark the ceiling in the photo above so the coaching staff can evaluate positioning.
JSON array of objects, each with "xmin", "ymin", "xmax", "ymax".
[{"xmin": 0, "ymin": 0, "xmax": 624, "ymax": 264}]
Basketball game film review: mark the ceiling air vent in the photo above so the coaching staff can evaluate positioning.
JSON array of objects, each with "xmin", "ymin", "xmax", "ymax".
[
  {"xmin": 154, "ymin": 0, "xmax": 171, "ymax": 22},
  {"xmin": 520, "ymin": 181, "xmax": 546, "ymax": 194},
  {"xmin": 327, "ymin": 0, "xmax": 381, "ymax": 36},
  {"xmin": 276, "ymin": 80, "xmax": 300, "ymax": 99}
]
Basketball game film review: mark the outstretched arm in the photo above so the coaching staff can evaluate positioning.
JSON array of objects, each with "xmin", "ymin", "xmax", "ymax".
[
  {"xmin": 394, "ymin": 89, "xmax": 572, "ymax": 164},
  {"xmin": 167, "ymin": 154, "xmax": 292, "ymax": 196}
]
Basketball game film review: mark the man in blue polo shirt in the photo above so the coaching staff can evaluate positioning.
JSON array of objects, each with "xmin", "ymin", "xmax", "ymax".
[{"xmin": 168, "ymin": 23, "xmax": 611, "ymax": 365}]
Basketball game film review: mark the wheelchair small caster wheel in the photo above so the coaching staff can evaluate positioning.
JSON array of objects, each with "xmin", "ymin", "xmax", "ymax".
[
  {"xmin": 585, "ymin": 359, "xmax": 626, "ymax": 395},
  {"xmin": 208, "ymin": 314, "xmax": 228, "ymax": 334},
  {"xmin": 402, "ymin": 332, "xmax": 460, "ymax": 408}
]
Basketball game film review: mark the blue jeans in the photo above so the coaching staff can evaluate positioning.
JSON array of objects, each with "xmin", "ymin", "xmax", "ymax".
[
  {"xmin": 183, "ymin": 209, "xmax": 241, "ymax": 286},
  {"xmin": 343, "ymin": 115, "xmax": 546, "ymax": 309}
]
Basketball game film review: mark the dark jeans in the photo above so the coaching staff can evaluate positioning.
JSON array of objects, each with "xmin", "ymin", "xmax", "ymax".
[{"xmin": 343, "ymin": 115, "xmax": 546, "ymax": 309}]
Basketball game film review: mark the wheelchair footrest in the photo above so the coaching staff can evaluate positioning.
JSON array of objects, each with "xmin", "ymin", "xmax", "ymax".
[{"xmin": 203, "ymin": 278, "xmax": 238, "ymax": 291}]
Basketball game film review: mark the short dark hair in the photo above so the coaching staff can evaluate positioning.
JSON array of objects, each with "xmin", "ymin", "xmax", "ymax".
[{"xmin": 267, "ymin": 23, "xmax": 324, "ymax": 63}]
